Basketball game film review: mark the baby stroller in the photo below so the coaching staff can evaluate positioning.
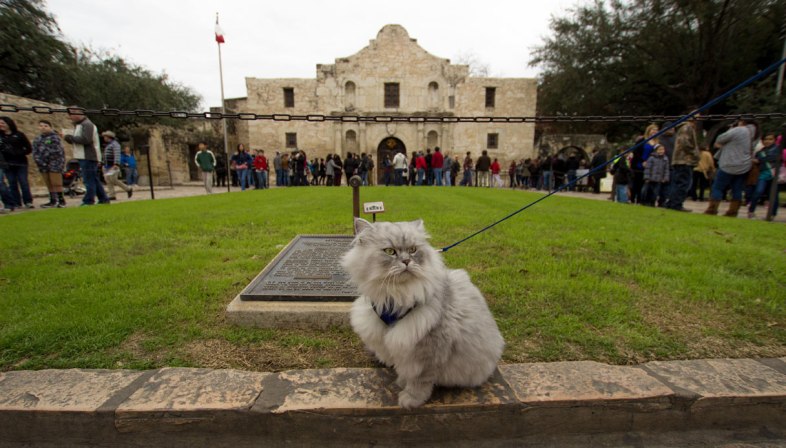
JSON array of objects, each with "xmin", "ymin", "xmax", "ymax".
[{"xmin": 63, "ymin": 159, "xmax": 85, "ymax": 197}]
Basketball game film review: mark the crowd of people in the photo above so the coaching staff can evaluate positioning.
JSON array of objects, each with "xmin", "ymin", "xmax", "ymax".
[
  {"xmin": 3, "ymin": 112, "xmax": 783, "ymax": 220},
  {"xmin": 606, "ymin": 118, "xmax": 784, "ymax": 218},
  {"xmin": 0, "ymin": 113, "xmax": 139, "ymax": 213},
  {"xmin": 194, "ymin": 144, "xmax": 379, "ymax": 191},
  {"xmin": 191, "ymin": 128, "xmax": 785, "ymax": 221}
]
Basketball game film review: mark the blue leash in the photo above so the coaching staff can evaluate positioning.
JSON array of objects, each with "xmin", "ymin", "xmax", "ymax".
[{"xmin": 439, "ymin": 56, "xmax": 786, "ymax": 254}]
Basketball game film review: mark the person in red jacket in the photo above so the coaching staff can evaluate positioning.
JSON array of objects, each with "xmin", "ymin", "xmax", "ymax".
[
  {"xmin": 253, "ymin": 149, "xmax": 269, "ymax": 189},
  {"xmin": 431, "ymin": 147, "xmax": 445, "ymax": 186},
  {"xmin": 415, "ymin": 151, "xmax": 427, "ymax": 185},
  {"xmin": 491, "ymin": 158, "xmax": 502, "ymax": 188}
]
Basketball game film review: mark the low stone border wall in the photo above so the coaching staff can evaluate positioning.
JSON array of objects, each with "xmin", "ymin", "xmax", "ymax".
[{"xmin": 1, "ymin": 358, "xmax": 785, "ymax": 447}]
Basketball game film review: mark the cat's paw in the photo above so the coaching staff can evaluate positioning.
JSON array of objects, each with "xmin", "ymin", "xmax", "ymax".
[
  {"xmin": 395, "ymin": 375, "xmax": 407, "ymax": 389},
  {"xmin": 398, "ymin": 389, "xmax": 428, "ymax": 409}
]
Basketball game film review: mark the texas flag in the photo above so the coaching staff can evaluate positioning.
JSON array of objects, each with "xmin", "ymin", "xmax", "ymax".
[{"xmin": 215, "ymin": 22, "xmax": 225, "ymax": 44}]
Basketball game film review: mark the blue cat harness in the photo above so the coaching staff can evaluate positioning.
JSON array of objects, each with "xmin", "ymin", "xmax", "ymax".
[{"xmin": 372, "ymin": 302, "xmax": 415, "ymax": 326}]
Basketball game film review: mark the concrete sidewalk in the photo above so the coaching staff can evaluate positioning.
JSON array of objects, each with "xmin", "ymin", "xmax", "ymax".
[{"xmin": 1, "ymin": 358, "xmax": 785, "ymax": 446}]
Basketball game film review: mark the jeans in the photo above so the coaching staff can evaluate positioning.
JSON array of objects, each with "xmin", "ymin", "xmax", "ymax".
[
  {"xmin": 360, "ymin": 172, "xmax": 368, "ymax": 186},
  {"xmin": 394, "ymin": 169, "xmax": 404, "ymax": 186},
  {"xmin": 747, "ymin": 179, "xmax": 772, "ymax": 214},
  {"xmin": 616, "ymin": 184, "xmax": 629, "ymax": 203},
  {"xmin": 79, "ymin": 159, "xmax": 109, "ymax": 205},
  {"xmin": 461, "ymin": 169, "xmax": 472, "ymax": 186},
  {"xmin": 416, "ymin": 168, "xmax": 425, "ymax": 185},
  {"xmin": 642, "ymin": 181, "xmax": 668, "ymax": 206},
  {"xmin": 0, "ymin": 168, "xmax": 14, "ymax": 209},
  {"xmin": 5, "ymin": 164, "xmax": 33, "ymax": 207},
  {"xmin": 433, "ymin": 168, "xmax": 443, "ymax": 186},
  {"xmin": 710, "ymin": 169, "xmax": 746, "ymax": 202},
  {"xmin": 668, "ymin": 165, "xmax": 693, "ymax": 210},
  {"xmin": 542, "ymin": 170, "xmax": 553, "ymax": 191},
  {"xmin": 567, "ymin": 170, "xmax": 577, "ymax": 191},
  {"xmin": 237, "ymin": 169, "xmax": 249, "ymax": 190},
  {"xmin": 691, "ymin": 170, "xmax": 709, "ymax": 201},
  {"xmin": 443, "ymin": 169, "xmax": 451, "ymax": 186},
  {"xmin": 275, "ymin": 168, "xmax": 283, "ymax": 186},
  {"xmin": 255, "ymin": 170, "xmax": 268, "ymax": 189},
  {"xmin": 125, "ymin": 167, "xmax": 139, "ymax": 186}
]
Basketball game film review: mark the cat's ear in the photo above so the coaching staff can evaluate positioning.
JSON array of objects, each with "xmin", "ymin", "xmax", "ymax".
[
  {"xmin": 354, "ymin": 217, "xmax": 373, "ymax": 237},
  {"xmin": 410, "ymin": 219, "xmax": 426, "ymax": 232}
]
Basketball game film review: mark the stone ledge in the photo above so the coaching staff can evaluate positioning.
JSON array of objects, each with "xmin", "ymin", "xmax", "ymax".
[
  {"xmin": 226, "ymin": 295, "xmax": 352, "ymax": 329},
  {"xmin": 0, "ymin": 358, "xmax": 784, "ymax": 447}
]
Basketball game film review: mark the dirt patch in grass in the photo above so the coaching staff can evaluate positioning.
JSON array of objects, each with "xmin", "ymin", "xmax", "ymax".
[
  {"xmin": 180, "ymin": 336, "xmax": 377, "ymax": 372},
  {"xmin": 637, "ymin": 296, "xmax": 786, "ymax": 360}
]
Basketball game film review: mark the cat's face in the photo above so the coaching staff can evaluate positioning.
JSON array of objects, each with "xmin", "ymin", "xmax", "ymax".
[{"xmin": 341, "ymin": 218, "xmax": 437, "ymax": 287}]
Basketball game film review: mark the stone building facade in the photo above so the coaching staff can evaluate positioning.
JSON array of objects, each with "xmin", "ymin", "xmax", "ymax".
[{"xmin": 233, "ymin": 25, "xmax": 537, "ymax": 182}]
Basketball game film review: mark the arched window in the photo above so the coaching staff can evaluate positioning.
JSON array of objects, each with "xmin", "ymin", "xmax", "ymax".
[
  {"xmin": 345, "ymin": 130, "xmax": 358, "ymax": 152},
  {"xmin": 427, "ymin": 130, "xmax": 439, "ymax": 149},
  {"xmin": 345, "ymin": 81, "xmax": 356, "ymax": 110},
  {"xmin": 428, "ymin": 82, "xmax": 439, "ymax": 109}
]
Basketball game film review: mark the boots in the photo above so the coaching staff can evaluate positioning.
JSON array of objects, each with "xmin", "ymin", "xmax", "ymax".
[
  {"xmin": 40, "ymin": 192, "xmax": 57, "ymax": 208},
  {"xmin": 56, "ymin": 192, "xmax": 66, "ymax": 208},
  {"xmin": 704, "ymin": 200, "xmax": 720, "ymax": 215},
  {"xmin": 724, "ymin": 200, "xmax": 742, "ymax": 217}
]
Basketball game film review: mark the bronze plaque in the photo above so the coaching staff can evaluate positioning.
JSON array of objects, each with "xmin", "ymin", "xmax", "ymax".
[{"xmin": 240, "ymin": 235, "xmax": 358, "ymax": 301}]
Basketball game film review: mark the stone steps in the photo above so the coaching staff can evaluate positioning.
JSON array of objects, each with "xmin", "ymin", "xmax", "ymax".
[{"xmin": 1, "ymin": 358, "xmax": 785, "ymax": 447}]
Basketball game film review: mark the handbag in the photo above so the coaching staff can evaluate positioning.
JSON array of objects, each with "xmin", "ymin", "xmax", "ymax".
[{"xmin": 745, "ymin": 163, "xmax": 760, "ymax": 185}]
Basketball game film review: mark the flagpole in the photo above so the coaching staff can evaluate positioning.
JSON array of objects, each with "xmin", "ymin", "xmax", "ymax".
[{"xmin": 217, "ymin": 12, "xmax": 231, "ymax": 193}]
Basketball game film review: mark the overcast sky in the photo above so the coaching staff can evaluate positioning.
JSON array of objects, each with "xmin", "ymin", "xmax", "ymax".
[{"xmin": 46, "ymin": 0, "xmax": 582, "ymax": 110}]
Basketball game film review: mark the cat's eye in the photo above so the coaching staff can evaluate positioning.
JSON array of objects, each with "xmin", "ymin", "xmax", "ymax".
[
  {"xmin": 383, "ymin": 248, "xmax": 396, "ymax": 256},
  {"xmin": 408, "ymin": 247, "xmax": 417, "ymax": 254}
]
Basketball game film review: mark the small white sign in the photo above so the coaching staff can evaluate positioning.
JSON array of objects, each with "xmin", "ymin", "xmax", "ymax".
[{"xmin": 363, "ymin": 202, "xmax": 385, "ymax": 214}]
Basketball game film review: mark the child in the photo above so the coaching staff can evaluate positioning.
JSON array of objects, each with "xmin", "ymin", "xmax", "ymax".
[
  {"xmin": 610, "ymin": 151, "xmax": 631, "ymax": 203},
  {"xmin": 747, "ymin": 131, "xmax": 779, "ymax": 219},
  {"xmin": 642, "ymin": 144, "xmax": 670, "ymax": 207}
]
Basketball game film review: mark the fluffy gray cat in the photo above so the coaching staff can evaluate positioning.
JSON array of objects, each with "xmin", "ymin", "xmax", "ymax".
[{"xmin": 341, "ymin": 218, "xmax": 504, "ymax": 408}]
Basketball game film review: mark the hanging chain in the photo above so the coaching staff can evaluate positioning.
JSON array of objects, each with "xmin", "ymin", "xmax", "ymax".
[{"xmin": 2, "ymin": 104, "xmax": 785, "ymax": 123}]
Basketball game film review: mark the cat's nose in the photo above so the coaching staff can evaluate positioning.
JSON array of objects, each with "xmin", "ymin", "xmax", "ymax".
[{"xmin": 402, "ymin": 259, "xmax": 410, "ymax": 266}]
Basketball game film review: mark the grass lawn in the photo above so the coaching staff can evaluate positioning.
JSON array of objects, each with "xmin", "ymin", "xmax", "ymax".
[{"xmin": 0, "ymin": 187, "xmax": 784, "ymax": 372}]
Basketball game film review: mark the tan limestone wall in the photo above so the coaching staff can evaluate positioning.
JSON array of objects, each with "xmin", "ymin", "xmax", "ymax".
[
  {"xmin": 0, "ymin": 93, "xmax": 74, "ymax": 191},
  {"xmin": 240, "ymin": 25, "xmax": 538, "ymax": 172}
]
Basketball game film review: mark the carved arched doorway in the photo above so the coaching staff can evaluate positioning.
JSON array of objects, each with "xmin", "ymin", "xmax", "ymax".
[{"xmin": 377, "ymin": 137, "xmax": 406, "ymax": 184}]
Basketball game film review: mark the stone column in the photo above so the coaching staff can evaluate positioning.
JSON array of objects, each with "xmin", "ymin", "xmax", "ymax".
[
  {"xmin": 417, "ymin": 123, "xmax": 425, "ymax": 152},
  {"xmin": 359, "ymin": 122, "xmax": 367, "ymax": 155},
  {"xmin": 335, "ymin": 125, "xmax": 342, "ymax": 156}
]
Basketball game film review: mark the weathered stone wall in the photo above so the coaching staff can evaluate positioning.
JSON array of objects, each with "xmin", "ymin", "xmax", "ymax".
[
  {"xmin": 0, "ymin": 92, "xmax": 216, "ymax": 190},
  {"xmin": 538, "ymin": 134, "xmax": 610, "ymax": 160},
  {"xmin": 241, "ymin": 25, "xmax": 538, "ymax": 177},
  {"xmin": 0, "ymin": 93, "xmax": 73, "ymax": 191}
]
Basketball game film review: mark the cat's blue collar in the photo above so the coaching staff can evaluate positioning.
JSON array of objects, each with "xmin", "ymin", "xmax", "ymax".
[{"xmin": 372, "ymin": 302, "xmax": 415, "ymax": 326}]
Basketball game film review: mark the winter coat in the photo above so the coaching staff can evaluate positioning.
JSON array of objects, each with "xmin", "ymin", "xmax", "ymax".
[
  {"xmin": 32, "ymin": 132, "xmax": 65, "ymax": 172},
  {"xmin": 643, "ymin": 153, "xmax": 670, "ymax": 183},
  {"xmin": 672, "ymin": 122, "xmax": 700, "ymax": 167},
  {"xmin": 0, "ymin": 131, "xmax": 32, "ymax": 167},
  {"xmin": 67, "ymin": 117, "xmax": 101, "ymax": 162},
  {"xmin": 715, "ymin": 125, "xmax": 754, "ymax": 175}
]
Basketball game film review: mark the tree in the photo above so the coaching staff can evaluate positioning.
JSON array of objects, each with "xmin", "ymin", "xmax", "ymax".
[
  {"xmin": 454, "ymin": 51, "xmax": 491, "ymax": 77},
  {"xmin": 530, "ymin": 0, "xmax": 784, "ymax": 137},
  {"xmin": 0, "ymin": 0, "xmax": 76, "ymax": 102},
  {"xmin": 69, "ymin": 48, "xmax": 201, "ymax": 130},
  {"xmin": 0, "ymin": 0, "xmax": 202, "ymax": 131}
]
